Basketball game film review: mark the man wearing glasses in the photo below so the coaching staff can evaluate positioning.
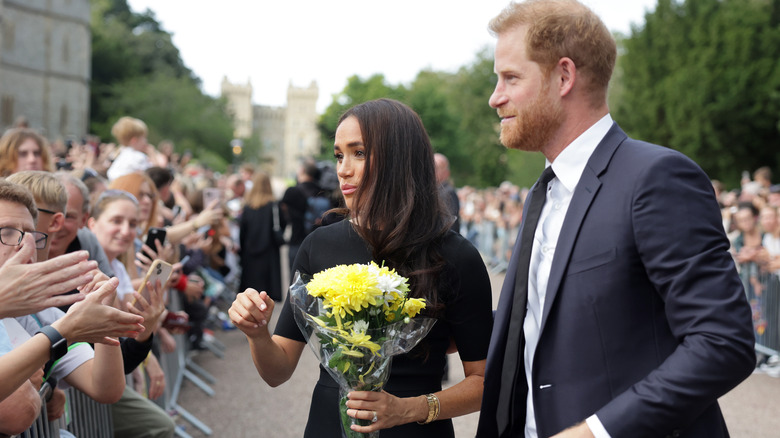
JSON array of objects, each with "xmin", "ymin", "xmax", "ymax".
[{"xmin": 0, "ymin": 179, "xmax": 144, "ymax": 434}]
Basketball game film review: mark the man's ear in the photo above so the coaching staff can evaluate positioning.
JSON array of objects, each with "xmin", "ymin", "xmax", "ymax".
[
  {"xmin": 557, "ymin": 57, "xmax": 577, "ymax": 97},
  {"xmin": 49, "ymin": 212, "xmax": 65, "ymax": 234}
]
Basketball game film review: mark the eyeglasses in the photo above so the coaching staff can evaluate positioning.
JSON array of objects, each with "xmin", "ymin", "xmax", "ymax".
[
  {"xmin": 37, "ymin": 207, "xmax": 59, "ymax": 216},
  {"xmin": 0, "ymin": 227, "xmax": 48, "ymax": 250}
]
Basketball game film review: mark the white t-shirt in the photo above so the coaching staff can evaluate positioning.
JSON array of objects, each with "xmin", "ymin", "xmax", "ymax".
[
  {"xmin": 107, "ymin": 147, "xmax": 152, "ymax": 181},
  {"xmin": 111, "ymin": 258, "xmax": 136, "ymax": 300},
  {"xmin": 4, "ymin": 309, "xmax": 94, "ymax": 389},
  {"xmin": 0, "ymin": 321, "xmax": 12, "ymax": 355}
]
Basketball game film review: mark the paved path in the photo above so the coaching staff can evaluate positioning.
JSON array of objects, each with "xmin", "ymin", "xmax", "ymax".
[{"xmin": 176, "ymin": 271, "xmax": 780, "ymax": 437}]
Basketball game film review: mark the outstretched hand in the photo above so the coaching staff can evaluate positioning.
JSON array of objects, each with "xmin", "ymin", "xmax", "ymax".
[
  {"xmin": 0, "ymin": 247, "xmax": 97, "ymax": 318},
  {"xmin": 127, "ymin": 279, "xmax": 167, "ymax": 342},
  {"xmin": 52, "ymin": 277, "xmax": 145, "ymax": 346},
  {"xmin": 229, "ymin": 288, "xmax": 275, "ymax": 339}
]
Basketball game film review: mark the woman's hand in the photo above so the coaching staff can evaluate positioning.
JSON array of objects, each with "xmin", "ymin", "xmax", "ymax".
[
  {"xmin": 197, "ymin": 201, "xmax": 225, "ymax": 227},
  {"xmin": 127, "ymin": 279, "xmax": 167, "ymax": 342},
  {"xmin": 145, "ymin": 354, "xmax": 166, "ymax": 400},
  {"xmin": 345, "ymin": 390, "xmax": 426, "ymax": 433},
  {"xmin": 135, "ymin": 239, "xmax": 174, "ymax": 271},
  {"xmin": 158, "ymin": 327, "xmax": 178, "ymax": 353},
  {"xmin": 183, "ymin": 274, "xmax": 205, "ymax": 302},
  {"xmin": 229, "ymin": 289, "xmax": 275, "ymax": 339}
]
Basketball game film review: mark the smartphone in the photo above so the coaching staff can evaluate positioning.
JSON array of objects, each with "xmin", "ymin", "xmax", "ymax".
[
  {"xmin": 203, "ymin": 188, "xmax": 222, "ymax": 208},
  {"xmin": 134, "ymin": 259, "xmax": 173, "ymax": 305},
  {"xmin": 142, "ymin": 227, "xmax": 167, "ymax": 260}
]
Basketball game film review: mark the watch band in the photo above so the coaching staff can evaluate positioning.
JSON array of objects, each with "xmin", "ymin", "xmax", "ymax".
[{"xmin": 36, "ymin": 325, "xmax": 68, "ymax": 362}]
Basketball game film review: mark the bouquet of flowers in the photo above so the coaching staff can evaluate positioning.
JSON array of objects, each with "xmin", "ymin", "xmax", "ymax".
[{"xmin": 289, "ymin": 262, "xmax": 436, "ymax": 438}]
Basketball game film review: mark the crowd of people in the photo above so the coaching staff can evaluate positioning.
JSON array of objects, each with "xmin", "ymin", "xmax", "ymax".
[
  {"xmin": 0, "ymin": 1, "xmax": 773, "ymax": 437},
  {"xmin": 0, "ymin": 115, "xmax": 270, "ymax": 437}
]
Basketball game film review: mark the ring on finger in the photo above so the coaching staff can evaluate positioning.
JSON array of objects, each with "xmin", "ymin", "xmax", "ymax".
[{"xmin": 372, "ymin": 411, "xmax": 378, "ymax": 423}]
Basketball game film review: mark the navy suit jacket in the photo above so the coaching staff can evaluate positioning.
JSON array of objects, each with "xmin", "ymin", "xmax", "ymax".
[{"xmin": 476, "ymin": 124, "xmax": 755, "ymax": 438}]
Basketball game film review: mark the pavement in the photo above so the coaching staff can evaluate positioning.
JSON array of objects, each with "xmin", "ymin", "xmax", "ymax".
[{"xmin": 176, "ymin": 270, "xmax": 780, "ymax": 437}]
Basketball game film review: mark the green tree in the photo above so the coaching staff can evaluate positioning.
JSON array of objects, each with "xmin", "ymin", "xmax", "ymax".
[
  {"xmin": 317, "ymin": 49, "xmax": 548, "ymax": 189},
  {"xmin": 90, "ymin": 0, "xmax": 234, "ymax": 170},
  {"xmin": 318, "ymin": 74, "xmax": 406, "ymax": 157},
  {"xmin": 616, "ymin": 0, "xmax": 780, "ymax": 186}
]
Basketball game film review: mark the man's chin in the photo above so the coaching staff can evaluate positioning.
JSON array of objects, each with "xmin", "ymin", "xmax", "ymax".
[{"xmin": 499, "ymin": 134, "xmax": 540, "ymax": 152}]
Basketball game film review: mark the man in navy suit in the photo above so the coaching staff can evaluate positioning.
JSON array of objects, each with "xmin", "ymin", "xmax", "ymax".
[{"xmin": 476, "ymin": 1, "xmax": 756, "ymax": 437}]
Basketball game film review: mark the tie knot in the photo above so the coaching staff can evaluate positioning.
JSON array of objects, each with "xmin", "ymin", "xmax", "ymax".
[{"xmin": 539, "ymin": 166, "xmax": 556, "ymax": 186}]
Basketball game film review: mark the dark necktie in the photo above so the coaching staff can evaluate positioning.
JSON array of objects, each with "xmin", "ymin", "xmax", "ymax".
[{"xmin": 496, "ymin": 166, "xmax": 556, "ymax": 435}]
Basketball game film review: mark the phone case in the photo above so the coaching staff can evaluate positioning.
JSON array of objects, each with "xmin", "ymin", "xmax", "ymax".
[
  {"xmin": 134, "ymin": 260, "xmax": 173, "ymax": 305},
  {"xmin": 203, "ymin": 188, "xmax": 222, "ymax": 207}
]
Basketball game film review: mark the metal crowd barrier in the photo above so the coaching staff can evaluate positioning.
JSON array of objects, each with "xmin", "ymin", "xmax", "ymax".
[
  {"xmin": 21, "ymin": 384, "xmax": 113, "ymax": 438},
  {"xmin": 155, "ymin": 288, "xmax": 224, "ymax": 437},
  {"xmin": 18, "ymin": 287, "xmax": 228, "ymax": 437},
  {"xmin": 739, "ymin": 262, "xmax": 780, "ymax": 358}
]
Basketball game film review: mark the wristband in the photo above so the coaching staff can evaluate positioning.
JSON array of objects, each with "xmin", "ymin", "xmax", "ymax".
[
  {"xmin": 36, "ymin": 325, "xmax": 68, "ymax": 363},
  {"xmin": 174, "ymin": 273, "xmax": 188, "ymax": 291},
  {"xmin": 417, "ymin": 393, "xmax": 440, "ymax": 425}
]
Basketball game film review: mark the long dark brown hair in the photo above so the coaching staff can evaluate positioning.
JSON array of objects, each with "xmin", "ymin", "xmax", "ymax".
[{"xmin": 338, "ymin": 99, "xmax": 450, "ymax": 314}]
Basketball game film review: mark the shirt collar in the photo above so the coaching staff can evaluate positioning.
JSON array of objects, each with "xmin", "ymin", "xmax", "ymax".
[{"xmin": 548, "ymin": 114, "xmax": 613, "ymax": 193}]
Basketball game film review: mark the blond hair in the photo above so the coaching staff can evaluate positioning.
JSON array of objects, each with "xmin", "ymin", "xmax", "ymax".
[
  {"xmin": 109, "ymin": 172, "xmax": 159, "ymax": 234},
  {"xmin": 6, "ymin": 171, "xmax": 67, "ymax": 213},
  {"xmin": 245, "ymin": 172, "xmax": 274, "ymax": 209},
  {"xmin": 111, "ymin": 116, "xmax": 148, "ymax": 145}
]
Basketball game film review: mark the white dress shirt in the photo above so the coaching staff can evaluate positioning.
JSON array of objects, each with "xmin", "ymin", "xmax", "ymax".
[{"xmin": 524, "ymin": 114, "xmax": 613, "ymax": 438}]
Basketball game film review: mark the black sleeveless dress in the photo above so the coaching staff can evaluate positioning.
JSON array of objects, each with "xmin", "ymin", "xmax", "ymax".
[{"xmin": 274, "ymin": 220, "xmax": 493, "ymax": 437}]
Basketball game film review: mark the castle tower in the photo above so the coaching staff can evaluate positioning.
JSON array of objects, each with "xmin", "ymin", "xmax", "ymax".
[
  {"xmin": 282, "ymin": 81, "xmax": 319, "ymax": 178},
  {"xmin": 220, "ymin": 77, "xmax": 253, "ymax": 139}
]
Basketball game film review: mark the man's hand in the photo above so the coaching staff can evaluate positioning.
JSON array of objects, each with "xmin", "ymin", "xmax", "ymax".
[
  {"xmin": 0, "ymin": 247, "xmax": 97, "ymax": 318},
  {"xmin": 46, "ymin": 388, "xmax": 67, "ymax": 421},
  {"xmin": 52, "ymin": 277, "xmax": 145, "ymax": 345}
]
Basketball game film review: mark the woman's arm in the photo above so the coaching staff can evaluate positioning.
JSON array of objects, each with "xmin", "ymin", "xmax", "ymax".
[
  {"xmin": 229, "ymin": 288, "xmax": 305, "ymax": 387},
  {"xmin": 345, "ymin": 359, "xmax": 485, "ymax": 432},
  {"xmin": 167, "ymin": 205, "xmax": 224, "ymax": 245}
]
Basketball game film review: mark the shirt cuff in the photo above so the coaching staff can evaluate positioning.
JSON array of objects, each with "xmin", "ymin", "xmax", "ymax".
[{"xmin": 586, "ymin": 415, "xmax": 612, "ymax": 438}]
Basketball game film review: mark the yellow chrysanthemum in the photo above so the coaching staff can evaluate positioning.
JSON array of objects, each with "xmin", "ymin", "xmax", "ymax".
[
  {"xmin": 339, "ymin": 328, "xmax": 381, "ymax": 355},
  {"xmin": 306, "ymin": 264, "xmax": 384, "ymax": 318},
  {"xmin": 402, "ymin": 298, "xmax": 426, "ymax": 318}
]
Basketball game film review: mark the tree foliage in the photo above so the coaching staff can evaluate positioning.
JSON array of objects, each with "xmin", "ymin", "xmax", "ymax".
[
  {"xmin": 317, "ymin": 49, "xmax": 545, "ymax": 189},
  {"xmin": 615, "ymin": 0, "xmax": 780, "ymax": 186},
  {"xmin": 90, "ymin": 0, "xmax": 234, "ymax": 170}
]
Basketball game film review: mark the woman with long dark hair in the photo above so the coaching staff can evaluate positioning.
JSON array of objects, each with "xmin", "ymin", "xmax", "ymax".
[{"xmin": 230, "ymin": 99, "xmax": 493, "ymax": 437}]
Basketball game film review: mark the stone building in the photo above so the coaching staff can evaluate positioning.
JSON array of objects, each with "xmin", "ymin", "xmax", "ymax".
[
  {"xmin": 221, "ymin": 78, "xmax": 319, "ymax": 179},
  {"xmin": 0, "ymin": 0, "xmax": 91, "ymax": 139}
]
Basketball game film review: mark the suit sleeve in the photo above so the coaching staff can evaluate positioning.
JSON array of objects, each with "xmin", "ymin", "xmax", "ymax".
[{"xmin": 595, "ymin": 152, "xmax": 755, "ymax": 436}]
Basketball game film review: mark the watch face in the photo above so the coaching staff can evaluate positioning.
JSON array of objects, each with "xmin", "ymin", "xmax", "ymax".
[{"xmin": 51, "ymin": 337, "xmax": 68, "ymax": 361}]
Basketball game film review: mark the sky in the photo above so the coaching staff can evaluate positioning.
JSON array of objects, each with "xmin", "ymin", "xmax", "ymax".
[{"xmin": 125, "ymin": 0, "xmax": 658, "ymax": 113}]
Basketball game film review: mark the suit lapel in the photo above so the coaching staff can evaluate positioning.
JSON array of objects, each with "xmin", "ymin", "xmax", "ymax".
[{"xmin": 539, "ymin": 123, "xmax": 627, "ymax": 334}]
